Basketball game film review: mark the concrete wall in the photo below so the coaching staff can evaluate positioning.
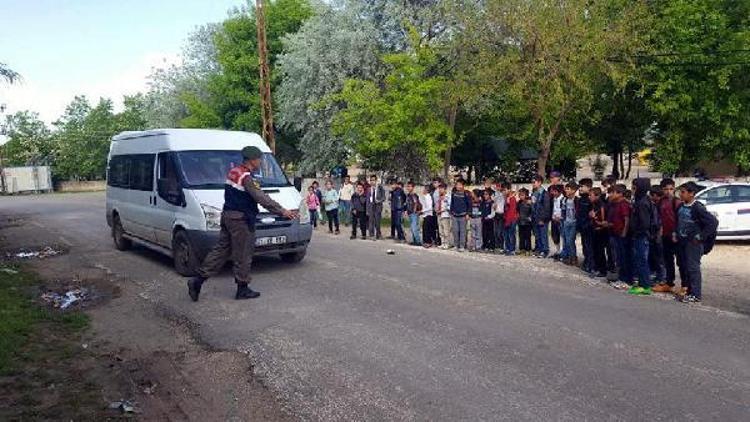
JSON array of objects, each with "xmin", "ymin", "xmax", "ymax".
[{"xmin": 55, "ymin": 180, "xmax": 107, "ymax": 192}]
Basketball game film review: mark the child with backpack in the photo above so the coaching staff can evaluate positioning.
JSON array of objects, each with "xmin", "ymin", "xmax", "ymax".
[
  {"xmin": 481, "ymin": 189, "xmax": 496, "ymax": 251},
  {"xmin": 657, "ymin": 178, "xmax": 681, "ymax": 292},
  {"xmin": 675, "ymin": 181, "xmax": 719, "ymax": 303}
]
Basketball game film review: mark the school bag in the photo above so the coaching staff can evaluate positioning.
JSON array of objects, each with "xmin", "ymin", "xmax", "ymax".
[
  {"xmin": 678, "ymin": 201, "xmax": 719, "ymax": 255},
  {"xmin": 649, "ymin": 201, "xmax": 661, "ymax": 240}
]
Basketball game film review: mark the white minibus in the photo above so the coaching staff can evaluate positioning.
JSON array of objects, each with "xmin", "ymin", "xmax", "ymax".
[{"xmin": 105, "ymin": 129, "xmax": 312, "ymax": 275}]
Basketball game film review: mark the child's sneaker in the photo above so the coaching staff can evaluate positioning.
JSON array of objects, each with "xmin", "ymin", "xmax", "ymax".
[
  {"xmin": 611, "ymin": 281, "xmax": 630, "ymax": 290},
  {"xmin": 679, "ymin": 294, "xmax": 701, "ymax": 303}
]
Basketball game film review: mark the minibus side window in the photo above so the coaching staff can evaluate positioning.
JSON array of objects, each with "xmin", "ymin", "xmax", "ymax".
[
  {"xmin": 107, "ymin": 155, "xmax": 130, "ymax": 188},
  {"xmin": 128, "ymin": 154, "xmax": 155, "ymax": 191}
]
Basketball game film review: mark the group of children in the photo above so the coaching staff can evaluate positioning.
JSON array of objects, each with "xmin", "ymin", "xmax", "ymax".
[{"xmin": 305, "ymin": 173, "xmax": 719, "ymax": 303}]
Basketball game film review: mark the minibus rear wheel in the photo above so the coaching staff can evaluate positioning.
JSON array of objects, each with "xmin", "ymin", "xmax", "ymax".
[
  {"xmin": 173, "ymin": 230, "xmax": 199, "ymax": 276},
  {"xmin": 112, "ymin": 214, "xmax": 132, "ymax": 251}
]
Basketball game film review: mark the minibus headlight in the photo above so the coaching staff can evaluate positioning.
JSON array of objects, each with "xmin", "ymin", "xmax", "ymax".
[
  {"xmin": 200, "ymin": 203, "xmax": 222, "ymax": 230},
  {"xmin": 298, "ymin": 208, "xmax": 310, "ymax": 224}
]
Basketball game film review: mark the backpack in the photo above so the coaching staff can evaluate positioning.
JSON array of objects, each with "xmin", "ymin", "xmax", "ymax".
[{"xmin": 679, "ymin": 202, "xmax": 719, "ymax": 255}]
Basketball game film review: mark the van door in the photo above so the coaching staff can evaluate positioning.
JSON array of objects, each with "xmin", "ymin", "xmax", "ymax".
[
  {"xmin": 153, "ymin": 152, "xmax": 184, "ymax": 247},
  {"xmin": 731, "ymin": 185, "xmax": 750, "ymax": 236},
  {"xmin": 126, "ymin": 153, "xmax": 158, "ymax": 242},
  {"xmin": 698, "ymin": 185, "xmax": 735, "ymax": 234}
]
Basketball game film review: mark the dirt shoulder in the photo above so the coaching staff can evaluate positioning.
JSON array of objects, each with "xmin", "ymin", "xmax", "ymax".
[{"xmin": 0, "ymin": 213, "xmax": 292, "ymax": 421}]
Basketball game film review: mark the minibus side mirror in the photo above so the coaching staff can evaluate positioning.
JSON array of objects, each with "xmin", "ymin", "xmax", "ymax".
[{"xmin": 157, "ymin": 178, "xmax": 185, "ymax": 207}]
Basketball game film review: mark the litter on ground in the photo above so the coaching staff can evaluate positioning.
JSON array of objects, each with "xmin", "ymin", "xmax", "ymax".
[
  {"xmin": 109, "ymin": 400, "xmax": 137, "ymax": 414},
  {"xmin": 41, "ymin": 288, "xmax": 89, "ymax": 309},
  {"xmin": 10, "ymin": 246, "xmax": 62, "ymax": 260}
]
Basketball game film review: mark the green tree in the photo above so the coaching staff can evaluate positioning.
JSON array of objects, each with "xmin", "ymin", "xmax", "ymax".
[
  {"xmin": 454, "ymin": 0, "xmax": 647, "ymax": 176},
  {"xmin": 642, "ymin": 0, "xmax": 750, "ymax": 174},
  {"xmin": 54, "ymin": 97, "xmax": 124, "ymax": 180},
  {"xmin": 182, "ymin": 0, "xmax": 313, "ymax": 165},
  {"xmin": 143, "ymin": 24, "xmax": 220, "ymax": 128},
  {"xmin": 1, "ymin": 111, "xmax": 53, "ymax": 166},
  {"xmin": 329, "ymin": 47, "xmax": 454, "ymax": 178},
  {"xmin": 277, "ymin": 0, "xmax": 385, "ymax": 173}
]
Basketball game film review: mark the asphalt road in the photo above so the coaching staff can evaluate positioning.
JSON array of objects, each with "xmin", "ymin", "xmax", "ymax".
[{"xmin": 2, "ymin": 192, "xmax": 749, "ymax": 421}]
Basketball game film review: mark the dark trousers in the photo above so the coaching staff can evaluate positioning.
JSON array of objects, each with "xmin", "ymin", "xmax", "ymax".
[
  {"xmin": 519, "ymin": 225, "xmax": 532, "ymax": 251},
  {"xmin": 534, "ymin": 222, "xmax": 549, "ymax": 254},
  {"xmin": 649, "ymin": 238, "xmax": 666, "ymax": 282},
  {"xmin": 493, "ymin": 215, "xmax": 504, "ymax": 250},
  {"xmin": 580, "ymin": 228, "xmax": 594, "ymax": 272},
  {"xmin": 326, "ymin": 209, "xmax": 340, "ymax": 232},
  {"xmin": 678, "ymin": 239, "xmax": 704, "ymax": 298},
  {"xmin": 551, "ymin": 220, "xmax": 561, "ymax": 247},
  {"xmin": 309, "ymin": 209, "xmax": 318, "ymax": 228},
  {"xmin": 369, "ymin": 205, "xmax": 383, "ymax": 238},
  {"xmin": 198, "ymin": 214, "xmax": 256, "ymax": 284},
  {"xmin": 352, "ymin": 211, "xmax": 367, "ymax": 237},
  {"xmin": 422, "ymin": 215, "xmax": 437, "ymax": 245},
  {"xmin": 593, "ymin": 230, "xmax": 608, "ymax": 274},
  {"xmin": 391, "ymin": 210, "xmax": 405, "ymax": 240},
  {"xmin": 504, "ymin": 222, "xmax": 517, "ymax": 253},
  {"xmin": 662, "ymin": 235, "xmax": 678, "ymax": 286},
  {"xmin": 482, "ymin": 219, "xmax": 495, "ymax": 250},
  {"xmin": 632, "ymin": 234, "xmax": 652, "ymax": 288},
  {"xmin": 612, "ymin": 235, "xmax": 632, "ymax": 283}
]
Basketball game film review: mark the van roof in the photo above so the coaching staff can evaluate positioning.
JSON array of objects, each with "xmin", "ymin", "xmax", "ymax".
[{"xmin": 110, "ymin": 129, "xmax": 270, "ymax": 153}]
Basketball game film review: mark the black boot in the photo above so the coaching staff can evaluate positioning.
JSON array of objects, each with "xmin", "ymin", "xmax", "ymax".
[
  {"xmin": 235, "ymin": 282, "xmax": 260, "ymax": 300},
  {"xmin": 187, "ymin": 276, "xmax": 205, "ymax": 302}
]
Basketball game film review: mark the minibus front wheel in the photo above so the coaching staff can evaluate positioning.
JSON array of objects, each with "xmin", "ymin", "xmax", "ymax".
[{"xmin": 173, "ymin": 230, "xmax": 199, "ymax": 276}]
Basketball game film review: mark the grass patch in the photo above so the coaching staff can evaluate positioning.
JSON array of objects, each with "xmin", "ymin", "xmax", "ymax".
[{"xmin": 0, "ymin": 263, "xmax": 89, "ymax": 374}]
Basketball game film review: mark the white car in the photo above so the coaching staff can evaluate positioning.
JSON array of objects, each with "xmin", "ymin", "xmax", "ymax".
[
  {"xmin": 105, "ymin": 129, "xmax": 312, "ymax": 276},
  {"xmin": 695, "ymin": 183, "xmax": 750, "ymax": 240}
]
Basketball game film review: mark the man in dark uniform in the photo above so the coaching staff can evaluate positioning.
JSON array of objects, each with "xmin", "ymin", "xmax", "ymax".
[{"xmin": 187, "ymin": 146, "xmax": 297, "ymax": 301}]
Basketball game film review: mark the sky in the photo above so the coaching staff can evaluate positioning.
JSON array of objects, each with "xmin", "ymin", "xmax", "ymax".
[{"xmin": 0, "ymin": 0, "xmax": 244, "ymax": 124}]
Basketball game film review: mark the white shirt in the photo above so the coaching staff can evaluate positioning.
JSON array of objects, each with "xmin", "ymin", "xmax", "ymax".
[
  {"xmin": 339, "ymin": 182, "xmax": 354, "ymax": 201},
  {"xmin": 420, "ymin": 194, "xmax": 434, "ymax": 217},
  {"xmin": 552, "ymin": 195, "xmax": 563, "ymax": 220},
  {"xmin": 494, "ymin": 191, "xmax": 505, "ymax": 214}
]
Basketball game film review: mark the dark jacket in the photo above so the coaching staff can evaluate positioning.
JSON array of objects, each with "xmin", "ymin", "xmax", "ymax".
[
  {"xmin": 576, "ymin": 192, "xmax": 593, "ymax": 231},
  {"xmin": 366, "ymin": 184, "xmax": 386, "ymax": 214},
  {"xmin": 629, "ymin": 178, "xmax": 653, "ymax": 236},
  {"xmin": 518, "ymin": 200, "xmax": 533, "ymax": 226},
  {"xmin": 532, "ymin": 188, "xmax": 552, "ymax": 222},
  {"xmin": 390, "ymin": 187, "xmax": 406, "ymax": 211},
  {"xmin": 480, "ymin": 199, "xmax": 494, "ymax": 219},
  {"xmin": 351, "ymin": 192, "xmax": 367, "ymax": 214},
  {"xmin": 405, "ymin": 192, "xmax": 421, "ymax": 215},
  {"xmin": 450, "ymin": 191, "xmax": 471, "ymax": 216}
]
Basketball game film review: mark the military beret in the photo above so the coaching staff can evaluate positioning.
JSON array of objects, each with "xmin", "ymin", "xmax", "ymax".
[{"xmin": 242, "ymin": 146, "xmax": 263, "ymax": 160}]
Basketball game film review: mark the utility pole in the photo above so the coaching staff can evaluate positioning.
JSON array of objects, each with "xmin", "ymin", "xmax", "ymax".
[{"xmin": 256, "ymin": 0, "xmax": 275, "ymax": 153}]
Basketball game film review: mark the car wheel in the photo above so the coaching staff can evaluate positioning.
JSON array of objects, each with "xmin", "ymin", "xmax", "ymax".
[
  {"xmin": 173, "ymin": 230, "xmax": 199, "ymax": 276},
  {"xmin": 112, "ymin": 214, "xmax": 132, "ymax": 251},
  {"xmin": 280, "ymin": 250, "xmax": 306, "ymax": 263}
]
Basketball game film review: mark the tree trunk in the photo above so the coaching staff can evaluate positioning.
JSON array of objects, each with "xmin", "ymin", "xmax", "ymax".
[
  {"xmin": 443, "ymin": 103, "xmax": 458, "ymax": 180},
  {"xmin": 626, "ymin": 147, "xmax": 633, "ymax": 180},
  {"xmin": 611, "ymin": 151, "xmax": 620, "ymax": 180},
  {"xmin": 619, "ymin": 152, "xmax": 625, "ymax": 180}
]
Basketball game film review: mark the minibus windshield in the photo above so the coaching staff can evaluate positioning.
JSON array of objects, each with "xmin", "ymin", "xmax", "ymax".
[{"xmin": 176, "ymin": 150, "xmax": 291, "ymax": 189}]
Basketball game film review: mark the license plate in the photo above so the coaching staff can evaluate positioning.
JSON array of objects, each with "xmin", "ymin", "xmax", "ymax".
[{"xmin": 255, "ymin": 235, "xmax": 287, "ymax": 247}]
